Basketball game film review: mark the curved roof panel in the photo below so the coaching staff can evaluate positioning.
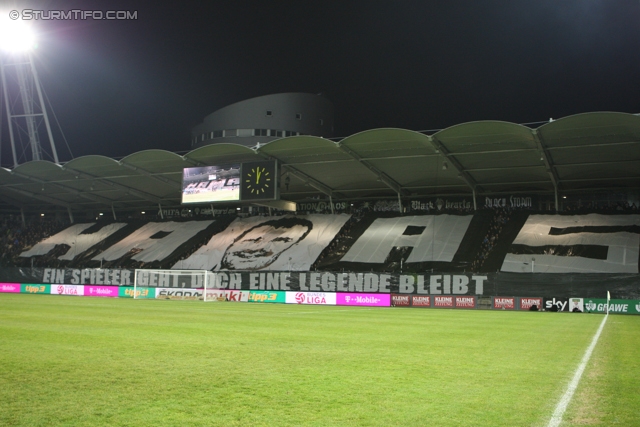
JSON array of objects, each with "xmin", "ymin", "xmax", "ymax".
[{"xmin": 0, "ymin": 111, "xmax": 638, "ymax": 213}]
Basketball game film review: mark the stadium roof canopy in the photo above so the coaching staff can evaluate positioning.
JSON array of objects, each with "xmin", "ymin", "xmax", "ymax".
[{"xmin": 0, "ymin": 111, "xmax": 639, "ymax": 215}]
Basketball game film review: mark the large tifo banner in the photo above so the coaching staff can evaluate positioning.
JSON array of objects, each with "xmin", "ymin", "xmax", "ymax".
[
  {"xmin": 2, "ymin": 268, "xmax": 640, "ymax": 299},
  {"xmin": 175, "ymin": 214, "xmax": 351, "ymax": 271}
]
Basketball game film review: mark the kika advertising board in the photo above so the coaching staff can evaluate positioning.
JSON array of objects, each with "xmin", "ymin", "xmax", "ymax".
[
  {"xmin": 337, "ymin": 293, "xmax": 390, "ymax": 307},
  {"xmin": 285, "ymin": 292, "xmax": 336, "ymax": 305},
  {"xmin": 205, "ymin": 289, "xmax": 250, "ymax": 302}
]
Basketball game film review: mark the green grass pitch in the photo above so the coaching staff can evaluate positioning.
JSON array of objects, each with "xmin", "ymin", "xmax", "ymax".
[{"xmin": 1, "ymin": 294, "xmax": 638, "ymax": 426}]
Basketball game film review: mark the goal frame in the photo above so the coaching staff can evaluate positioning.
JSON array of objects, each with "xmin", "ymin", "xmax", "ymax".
[{"xmin": 133, "ymin": 269, "xmax": 214, "ymax": 300}]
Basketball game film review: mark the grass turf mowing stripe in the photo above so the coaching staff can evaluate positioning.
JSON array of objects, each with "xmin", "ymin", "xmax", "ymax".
[
  {"xmin": 547, "ymin": 313, "xmax": 608, "ymax": 427},
  {"xmin": 0, "ymin": 294, "xmax": 609, "ymax": 426}
]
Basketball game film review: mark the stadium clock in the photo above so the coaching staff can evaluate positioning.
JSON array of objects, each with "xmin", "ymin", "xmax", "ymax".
[{"xmin": 240, "ymin": 160, "xmax": 278, "ymax": 200}]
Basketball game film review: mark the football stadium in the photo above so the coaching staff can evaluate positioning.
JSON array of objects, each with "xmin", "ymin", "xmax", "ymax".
[
  {"xmin": 1, "ymin": 6, "xmax": 640, "ymax": 426},
  {"xmin": 1, "ymin": 108, "xmax": 640, "ymax": 426}
]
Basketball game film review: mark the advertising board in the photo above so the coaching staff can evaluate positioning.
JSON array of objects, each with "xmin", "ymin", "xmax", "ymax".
[
  {"xmin": 433, "ymin": 296, "xmax": 454, "ymax": 308},
  {"xmin": 118, "ymin": 287, "xmax": 154, "ymax": 298},
  {"xmin": 21, "ymin": 284, "xmax": 50, "ymax": 294},
  {"xmin": 50, "ymin": 285, "xmax": 85, "ymax": 296},
  {"xmin": 155, "ymin": 288, "xmax": 203, "ymax": 300},
  {"xmin": 391, "ymin": 294, "xmax": 411, "ymax": 307},
  {"xmin": 336, "ymin": 293, "xmax": 390, "ymax": 307},
  {"xmin": 248, "ymin": 291, "xmax": 286, "ymax": 303},
  {"xmin": 411, "ymin": 296, "xmax": 431, "ymax": 307},
  {"xmin": 584, "ymin": 299, "xmax": 640, "ymax": 314},
  {"xmin": 182, "ymin": 164, "xmax": 240, "ymax": 204},
  {"xmin": 454, "ymin": 296, "xmax": 476, "ymax": 309},
  {"xmin": 0, "ymin": 283, "xmax": 20, "ymax": 293},
  {"xmin": 85, "ymin": 285, "xmax": 119, "ymax": 298},
  {"xmin": 286, "ymin": 292, "xmax": 336, "ymax": 305},
  {"xmin": 493, "ymin": 297, "xmax": 515, "ymax": 310},
  {"xmin": 519, "ymin": 297, "xmax": 542, "ymax": 310}
]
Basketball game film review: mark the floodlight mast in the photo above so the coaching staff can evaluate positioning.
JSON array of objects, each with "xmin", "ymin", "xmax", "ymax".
[{"xmin": 0, "ymin": 19, "xmax": 59, "ymax": 166}]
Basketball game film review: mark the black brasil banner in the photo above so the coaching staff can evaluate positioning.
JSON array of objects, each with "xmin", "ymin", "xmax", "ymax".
[{"xmin": 1, "ymin": 267, "xmax": 638, "ymax": 298}]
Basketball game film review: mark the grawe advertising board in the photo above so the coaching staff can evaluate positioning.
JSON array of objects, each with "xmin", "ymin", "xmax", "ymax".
[
  {"xmin": 433, "ymin": 296, "xmax": 454, "ymax": 308},
  {"xmin": 21, "ymin": 284, "xmax": 50, "ymax": 294},
  {"xmin": 118, "ymin": 287, "xmax": 154, "ymax": 299},
  {"xmin": 519, "ymin": 297, "xmax": 542, "ymax": 310},
  {"xmin": 493, "ymin": 297, "xmax": 515, "ymax": 310},
  {"xmin": 584, "ymin": 299, "xmax": 640, "ymax": 315},
  {"xmin": 0, "ymin": 283, "xmax": 20, "ymax": 293},
  {"xmin": 285, "ymin": 292, "xmax": 336, "ymax": 305},
  {"xmin": 50, "ymin": 285, "xmax": 85, "ymax": 296},
  {"xmin": 248, "ymin": 291, "xmax": 285, "ymax": 303},
  {"xmin": 336, "ymin": 293, "xmax": 390, "ymax": 307},
  {"xmin": 85, "ymin": 285, "xmax": 119, "ymax": 298}
]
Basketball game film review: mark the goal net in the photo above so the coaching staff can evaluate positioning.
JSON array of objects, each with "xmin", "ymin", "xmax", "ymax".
[{"xmin": 133, "ymin": 269, "xmax": 222, "ymax": 301}]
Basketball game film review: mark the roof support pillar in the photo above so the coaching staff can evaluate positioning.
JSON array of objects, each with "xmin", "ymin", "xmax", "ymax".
[
  {"xmin": 554, "ymin": 184, "xmax": 559, "ymax": 212},
  {"xmin": 398, "ymin": 193, "xmax": 403, "ymax": 214},
  {"xmin": 329, "ymin": 194, "xmax": 334, "ymax": 214},
  {"xmin": 67, "ymin": 207, "xmax": 74, "ymax": 224},
  {"xmin": 111, "ymin": 205, "xmax": 117, "ymax": 220},
  {"xmin": 472, "ymin": 188, "xmax": 477, "ymax": 211},
  {"xmin": 20, "ymin": 208, "xmax": 26, "ymax": 227},
  {"xmin": 158, "ymin": 203, "xmax": 164, "ymax": 219}
]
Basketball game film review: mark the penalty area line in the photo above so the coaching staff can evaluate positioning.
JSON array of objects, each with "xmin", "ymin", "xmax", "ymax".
[{"xmin": 547, "ymin": 313, "xmax": 608, "ymax": 427}]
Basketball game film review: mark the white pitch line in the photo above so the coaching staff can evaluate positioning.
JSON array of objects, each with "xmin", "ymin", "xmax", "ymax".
[{"xmin": 547, "ymin": 314, "xmax": 608, "ymax": 427}]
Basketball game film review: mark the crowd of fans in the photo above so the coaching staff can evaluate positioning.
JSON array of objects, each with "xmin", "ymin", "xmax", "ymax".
[
  {"xmin": 470, "ymin": 207, "xmax": 512, "ymax": 271},
  {"xmin": 0, "ymin": 215, "xmax": 69, "ymax": 267}
]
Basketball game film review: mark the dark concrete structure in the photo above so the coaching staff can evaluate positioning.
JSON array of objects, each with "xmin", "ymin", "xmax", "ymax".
[{"xmin": 191, "ymin": 93, "xmax": 335, "ymax": 148}]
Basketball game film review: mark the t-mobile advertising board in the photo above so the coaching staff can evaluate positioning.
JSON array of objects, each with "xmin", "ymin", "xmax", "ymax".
[
  {"xmin": 0, "ymin": 283, "xmax": 21, "ymax": 293},
  {"xmin": 337, "ymin": 293, "xmax": 390, "ymax": 307},
  {"xmin": 286, "ymin": 292, "xmax": 336, "ymax": 305},
  {"xmin": 493, "ymin": 297, "xmax": 515, "ymax": 310},
  {"xmin": 85, "ymin": 285, "xmax": 119, "ymax": 298}
]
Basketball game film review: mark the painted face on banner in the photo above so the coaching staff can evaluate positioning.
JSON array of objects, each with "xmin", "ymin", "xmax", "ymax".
[{"xmin": 221, "ymin": 218, "xmax": 313, "ymax": 270}]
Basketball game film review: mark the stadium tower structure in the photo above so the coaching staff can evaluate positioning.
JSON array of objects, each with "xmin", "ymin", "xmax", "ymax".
[
  {"xmin": 0, "ymin": 18, "xmax": 60, "ymax": 166},
  {"xmin": 190, "ymin": 92, "xmax": 334, "ymax": 148}
]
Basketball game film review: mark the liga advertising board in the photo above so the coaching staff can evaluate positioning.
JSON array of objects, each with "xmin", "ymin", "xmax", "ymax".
[
  {"xmin": 337, "ymin": 293, "xmax": 390, "ymax": 307},
  {"xmin": 50, "ymin": 285, "xmax": 85, "ymax": 296},
  {"xmin": 286, "ymin": 292, "xmax": 336, "ymax": 305}
]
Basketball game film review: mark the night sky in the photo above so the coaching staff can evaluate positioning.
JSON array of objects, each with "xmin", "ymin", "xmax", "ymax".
[{"xmin": 1, "ymin": 0, "xmax": 639, "ymax": 165}]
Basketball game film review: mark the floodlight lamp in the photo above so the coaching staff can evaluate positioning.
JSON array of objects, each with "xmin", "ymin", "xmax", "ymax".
[{"xmin": 0, "ymin": 16, "xmax": 36, "ymax": 52}]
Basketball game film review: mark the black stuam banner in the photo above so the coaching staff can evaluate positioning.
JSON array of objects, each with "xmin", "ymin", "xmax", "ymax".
[{"xmin": 2, "ymin": 268, "xmax": 639, "ymax": 298}]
